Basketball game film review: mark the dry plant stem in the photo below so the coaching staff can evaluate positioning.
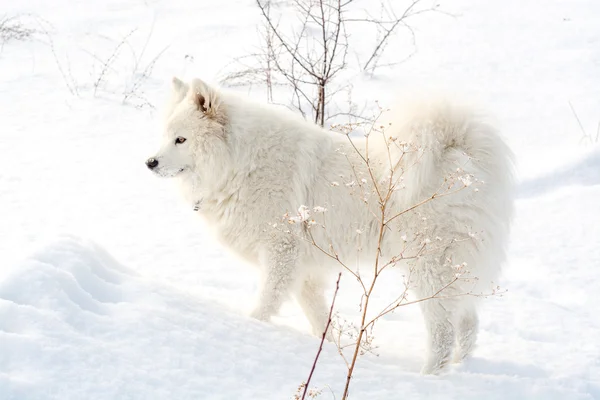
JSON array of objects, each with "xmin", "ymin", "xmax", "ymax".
[
  {"xmin": 365, "ymin": 276, "xmax": 460, "ymax": 328},
  {"xmin": 361, "ymin": 0, "xmax": 420, "ymax": 71},
  {"xmin": 301, "ymin": 272, "xmax": 342, "ymax": 400},
  {"xmin": 342, "ymin": 110, "xmax": 386, "ymax": 199},
  {"xmin": 343, "ymin": 143, "xmax": 392, "ymax": 399},
  {"xmin": 340, "ymin": 126, "xmax": 468, "ymax": 398},
  {"xmin": 0, "ymin": 14, "xmax": 35, "ymax": 45},
  {"xmin": 93, "ymin": 29, "xmax": 137, "ymax": 96},
  {"xmin": 256, "ymin": 0, "xmax": 319, "ymax": 80},
  {"xmin": 569, "ymin": 101, "xmax": 587, "ymax": 140},
  {"xmin": 306, "ymin": 229, "xmax": 366, "ymax": 293},
  {"xmin": 384, "ymin": 186, "xmax": 467, "ymax": 225},
  {"xmin": 36, "ymin": 20, "xmax": 79, "ymax": 96},
  {"xmin": 346, "ymin": 0, "xmax": 446, "ymax": 72},
  {"xmin": 341, "ymin": 193, "xmax": 386, "ymax": 400},
  {"xmin": 569, "ymin": 101, "xmax": 600, "ymax": 144},
  {"xmin": 255, "ymin": 0, "xmax": 349, "ymax": 126},
  {"xmin": 291, "ymin": 114, "xmax": 478, "ymax": 398}
]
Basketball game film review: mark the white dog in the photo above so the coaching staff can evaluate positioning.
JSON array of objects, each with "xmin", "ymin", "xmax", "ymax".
[{"xmin": 146, "ymin": 77, "xmax": 514, "ymax": 374}]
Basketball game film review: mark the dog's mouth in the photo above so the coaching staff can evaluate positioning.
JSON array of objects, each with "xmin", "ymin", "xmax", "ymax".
[
  {"xmin": 174, "ymin": 166, "xmax": 193, "ymax": 178},
  {"xmin": 152, "ymin": 167, "xmax": 187, "ymax": 178}
]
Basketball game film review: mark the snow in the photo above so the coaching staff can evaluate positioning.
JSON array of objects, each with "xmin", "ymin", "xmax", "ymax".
[{"xmin": 1, "ymin": 0, "xmax": 600, "ymax": 398}]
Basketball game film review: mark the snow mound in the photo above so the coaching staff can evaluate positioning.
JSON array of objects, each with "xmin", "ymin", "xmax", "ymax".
[
  {"xmin": 519, "ymin": 146, "xmax": 600, "ymax": 198},
  {"xmin": 0, "ymin": 236, "xmax": 325, "ymax": 399},
  {"xmin": 1, "ymin": 235, "xmax": 598, "ymax": 399}
]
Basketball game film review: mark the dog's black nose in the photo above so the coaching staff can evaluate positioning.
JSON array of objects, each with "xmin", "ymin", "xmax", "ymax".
[{"xmin": 146, "ymin": 158, "xmax": 158, "ymax": 169}]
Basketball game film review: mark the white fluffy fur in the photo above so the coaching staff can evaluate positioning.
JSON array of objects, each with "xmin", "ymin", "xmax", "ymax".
[{"xmin": 147, "ymin": 77, "xmax": 514, "ymax": 374}]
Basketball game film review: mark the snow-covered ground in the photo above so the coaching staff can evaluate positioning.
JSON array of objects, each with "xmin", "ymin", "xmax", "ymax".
[{"xmin": 1, "ymin": 0, "xmax": 599, "ymax": 398}]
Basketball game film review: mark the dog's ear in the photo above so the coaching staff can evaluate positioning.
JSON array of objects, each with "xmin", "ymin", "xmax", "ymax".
[
  {"xmin": 163, "ymin": 77, "xmax": 190, "ymax": 118},
  {"xmin": 171, "ymin": 76, "xmax": 189, "ymax": 103},
  {"xmin": 188, "ymin": 78, "xmax": 225, "ymax": 123}
]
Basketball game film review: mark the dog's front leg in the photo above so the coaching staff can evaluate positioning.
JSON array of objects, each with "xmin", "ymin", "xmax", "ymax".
[{"xmin": 251, "ymin": 237, "xmax": 299, "ymax": 321}]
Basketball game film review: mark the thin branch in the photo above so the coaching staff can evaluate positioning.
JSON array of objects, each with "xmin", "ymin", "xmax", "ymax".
[
  {"xmin": 301, "ymin": 273, "xmax": 342, "ymax": 400},
  {"xmin": 365, "ymin": 276, "xmax": 460, "ymax": 328},
  {"xmin": 384, "ymin": 185, "xmax": 468, "ymax": 226},
  {"xmin": 569, "ymin": 101, "xmax": 588, "ymax": 141},
  {"xmin": 306, "ymin": 228, "xmax": 367, "ymax": 293},
  {"xmin": 256, "ymin": 0, "xmax": 320, "ymax": 79},
  {"xmin": 93, "ymin": 28, "xmax": 137, "ymax": 96},
  {"xmin": 357, "ymin": 0, "xmax": 439, "ymax": 71}
]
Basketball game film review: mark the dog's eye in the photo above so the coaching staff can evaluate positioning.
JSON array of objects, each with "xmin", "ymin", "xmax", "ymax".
[{"xmin": 175, "ymin": 137, "xmax": 187, "ymax": 144}]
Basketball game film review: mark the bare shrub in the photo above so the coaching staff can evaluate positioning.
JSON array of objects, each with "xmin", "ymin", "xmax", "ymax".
[
  {"xmin": 0, "ymin": 15, "xmax": 35, "ymax": 46},
  {"xmin": 222, "ymin": 0, "xmax": 444, "ymax": 126},
  {"xmin": 86, "ymin": 23, "xmax": 169, "ymax": 109},
  {"xmin": 36, "ymin": 19, "xmax": 80, "ymax": 96},
  {"xmin": 278, "ymin": 111, "xmax": 502, "ymax": 398},
  {"xmin": 254, "ymin": 0, "xmax": 351, "ymax": 126}
]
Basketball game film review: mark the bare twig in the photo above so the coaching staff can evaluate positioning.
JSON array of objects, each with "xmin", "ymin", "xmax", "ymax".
[
  {"xmin": 301, "ymin": 273, "xmax": 342, "ymax": 400},
  {"xmin": 346, "ymin": 0, "xmax": 441, "ymax": 72},
  {"xmin": 569, "ymin": 101, "xmax": 600, "ymax": 145},
  {"xmin": 0, "ymin": 14, "xmax": 35, "ymax": 46},
  {"xmin": 569, "ymin": 101, "xmax": 588, "ymax": 142},
  {"xmin": 122, "ymin": 43, "xmax": 169, "ymax": 107},
  {"xmin": 93, "ymin": 28, "xmax": 137, "ymax": 96},
  {"xmin": 35, "ymin": 19, "xmax": 79, "ymax": 96}
]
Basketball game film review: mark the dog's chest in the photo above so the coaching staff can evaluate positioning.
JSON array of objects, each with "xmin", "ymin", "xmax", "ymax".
[{"xmin": 199, "ymin": 195, "xmax": 265, "ymax": 262}]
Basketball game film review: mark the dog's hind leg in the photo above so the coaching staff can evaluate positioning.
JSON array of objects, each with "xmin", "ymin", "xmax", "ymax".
[
  {"xmin": 251, "ymin": 238, "xmax": 299, "ymax": 322},
  {"xmin": 295, "ymin": 276, "xmax": 331, "ymax": 339},
  {"xmin": 414, "ymin": 260, "xmax": 459, "ymax": 375},
  {"xmin": 418, "ymin": 299, "xmax": 456, "ymax": 374},
  {"xmin": 453, "ymin": 303, "xmax": 479, "ymax": 363}
]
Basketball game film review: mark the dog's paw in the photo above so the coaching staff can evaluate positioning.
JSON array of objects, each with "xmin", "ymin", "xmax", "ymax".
[
  {"xmin": 420, "ymin": 364, "xmax": 440, "ymax": 375},
  {"xmin": 452, "ymin": 350, "xmax": 468, "ymax": 364},
  {"xmin": 420, "ymin": 357, "xmax": 450, "ymax": 375},
  {"xmin": 250, "ymin": 308, "xmax": 271, "ymax": 322}
]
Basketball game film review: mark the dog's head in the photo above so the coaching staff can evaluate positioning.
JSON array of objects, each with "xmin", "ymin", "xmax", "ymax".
[{"xmin": 146, "ymin": 77, "xmax": 228, "ymax": 178}]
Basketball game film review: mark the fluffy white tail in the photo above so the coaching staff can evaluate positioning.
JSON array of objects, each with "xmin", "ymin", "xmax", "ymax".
[
  {"xmin": 374, "ymin": 98, "xmax": 515, "ymax": 287},
  {"xmin": 378, "ymin": 100, "xmax": 513, "ymax": 209}
]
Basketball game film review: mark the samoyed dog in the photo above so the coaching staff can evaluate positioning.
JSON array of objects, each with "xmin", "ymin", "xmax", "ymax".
[{"xmin": 146, "ymin": 77, "xmax": 514, "ymax": 374}]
